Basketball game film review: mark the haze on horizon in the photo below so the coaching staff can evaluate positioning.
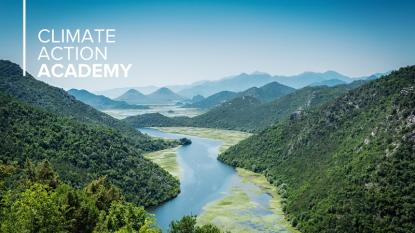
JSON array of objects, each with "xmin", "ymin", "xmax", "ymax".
[{"xmin": 1, "ymin": 0, "xmax": 414, "ymax": 91}]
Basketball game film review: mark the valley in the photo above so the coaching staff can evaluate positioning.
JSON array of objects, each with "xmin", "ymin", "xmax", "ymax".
[
  {"xmin": 140, "ymin": 127, "xmax": 296, "ymax": 233},
  {"xmin": 1, "ymin": 59, "xmax": 414, "ymax": 233}
]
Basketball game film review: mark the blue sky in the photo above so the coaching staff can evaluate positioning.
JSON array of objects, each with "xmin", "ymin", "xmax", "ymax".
[{"xmin": 1, "ymin": 0, "xmax": 414, "ymax": 90}]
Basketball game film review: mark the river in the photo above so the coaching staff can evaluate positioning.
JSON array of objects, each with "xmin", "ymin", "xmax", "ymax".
[{"xmin": 140, "ymin": 128, "xmax": 297, "ymax": 233}]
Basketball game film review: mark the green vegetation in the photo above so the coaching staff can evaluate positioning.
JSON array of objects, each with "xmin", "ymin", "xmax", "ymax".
[
  {"xmin": 0, "ymin": 161, "xmax": 220, "ymax": 233},
  {"xmin": 124, "ymin": 81, "xmax": 365, "ymax": 132},
  {"xmin": 185, "ymin": 91, "xmax": 237, "ymax": 109},
  {"xmin": 198, "ymin": 168, "xmax": 299, "ymax": 233},
  {"xmin": 0, "ymin": 161, "xmax": 160, "ymax": 233},
  {"xmin": 0, "ymin": 93, "xmax": 179, "ymax": 206},
  {"xmin": 0, "ymin": 60, "xmax": 168, "ymax": 152},
  {"xmin": 219, "ymin": 66, "xmax": 415, "ymax": 232},
  {"xmin": 169, "ymin": 215, "xmax": 222, "ymax": 233},
  {"xmin": 145, "ymin": 147, "xmax": 181, "ymax": 178},
  {"xmin": 155, "ymin": 127, "xmax": 251, "ymax": 153}
]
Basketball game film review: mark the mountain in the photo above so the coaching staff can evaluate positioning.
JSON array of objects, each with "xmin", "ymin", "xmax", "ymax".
[
  {"xmin": 309, "ymin": 79, "xmax": 347, "ymax": 87},
  {"xmin": 116, "ymin": 87, "xmax": 185, "ymax": 105},
  {"xmin": 96, "ymin": 86, "xmax": 159, "ymax": 98},
  {"xmin": 115, "ymin": 89, "xmax": 147, "ymax": 104},
  {"xmin": 219, "ymin": 66, "xmax": 415, "ymax": 232},
  {"xmin": 185, "ymin": 91, "xmax": 237, "ymax": 109},
  {"xmin": 186, "ymin": 81, "xmax": 295, "ymax": 109},
  {"xmin": 0, "ymin": 93, "xmax": 179, "ymax": 206},
  {"xmin": 178, "ymin": 72, "xmax": 276, "ymax": 97},
  {"xmin": 236, "ymin": 81, "xmax": 295, "ymax": 102},
  {"xmin": 191, "ymin": 94, "xmax": 205, "ymax": 103},
  {"xmin": 274, "ymin": 71, "xmax": 353, "ymax": 88},
  {"xmin": 126, "ymin": 81, "xmax": 364, "ymax": 131},
  {"xmin": 147, "ymin": 87, "xmax": 185, "ymax": 103},
  {"xmin": 0, "ymin": 61, "xmax": 166, "ymax": 149},
  {"xmin": 0, "ymin": 60, "xmax": 180, "ymax": 206},
  {"xmin": 68, "ymin": 89, "xmax": 149, "ymax": 110},
  {"xmin": 190, "ymin": 82, "xmax": 364, "ymax": 131}
]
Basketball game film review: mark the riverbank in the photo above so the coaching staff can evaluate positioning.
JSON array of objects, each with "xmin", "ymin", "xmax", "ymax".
[
  {"xmin": 145, "ymin": 146, "xmax": 181, "ymax": 178},
  {"xmin": 154, "ymin": 127, "xmax": 252, "ymax": 153},
  {"xmin": 197, "ymin": 168, "xmax": 300, "ymax": 233}
]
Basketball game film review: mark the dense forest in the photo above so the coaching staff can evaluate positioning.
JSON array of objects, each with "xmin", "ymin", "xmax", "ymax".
[
  {"xmin": 0, "ymin": 93, "xmax": 179, "ymax": 206},
  {"xmin": 124, "ymin": 81, "xmax": 366, "ymax": 132},
  {"xmin": 0, "ymin": 160, "xmax": 222, "ymax": 232},
  {"xmin": 0, "ymin": 60, "xmax": 225, "ymax": 232},
  {"xmin": 0, "ymin": 60, "xmax": 167, "ymax": 151},
  {"xmin": 219, "ymin": 66, "xmax": 415, "ymax": 232}
]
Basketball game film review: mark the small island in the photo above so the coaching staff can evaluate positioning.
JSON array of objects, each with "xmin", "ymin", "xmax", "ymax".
[{"xmin": 179, "ymin": 137, "xmax": 192, "ymax": 145}]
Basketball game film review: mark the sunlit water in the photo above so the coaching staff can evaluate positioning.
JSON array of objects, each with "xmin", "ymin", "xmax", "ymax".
[{"xmin": 140, "ymin": 128, "xmax": 293, "ymax": 233}]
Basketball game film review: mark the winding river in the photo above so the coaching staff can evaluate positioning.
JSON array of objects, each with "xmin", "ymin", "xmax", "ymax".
[{"xmin": 140, "ymin": 128, "xmax": 297, "ymax": 233}]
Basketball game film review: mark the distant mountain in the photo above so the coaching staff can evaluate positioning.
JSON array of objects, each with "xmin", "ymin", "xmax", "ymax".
[
  {"xmin": 189, "ymin": 81, "xmax": 364, "ymax": 131},
  {"xmin": 274, "ymin": 71, "xmax": 353, "ymax": 88},
  {"xmin": 124, "ymin": 81, "xmax": 365, "ymax": 132},
  {"xmin": 186, "ymin": 81, "xmax": 295, "ymax": 109},
  {"xmin": 147, "ymin": 87, "xmax": 185, "ymax": 103},
  {"xmin": 236, "ymin": 81, "xmax": 295, "ymax": 102},
  {"xmin": 178, "ymin": 72, "xmax": 276, "ymax": 97},
  {"xmin": 191, "ymin": 94, "xmax": 205, "ymax": 103},
  {"xmin": 177, "ymin": 71, "xmax": 358, "ymax": 97},
  {"xmin": 96, "ymin": 86, "xmax": 159, "ymax": 98},
  {"xmin": 309, "ymin": 79, "xmax": 347, "ymax": 87},
  {"xmin": 68, "ymin": 89, "xmax": 148, "ymax": 110},
  {"xmin": 115, "ymin": 89, "xmax": 147, "ymax": 104},
  {"xmin": 116, "ymin": 87, "xmax": 185, "ymax": 105},
  {"xmin": 185, "ymin": 91, "xmax": 237, "ymax": 109},
  {"xmin": 219, "ymin": 66, "xmax": 415, "ymax": 232}
]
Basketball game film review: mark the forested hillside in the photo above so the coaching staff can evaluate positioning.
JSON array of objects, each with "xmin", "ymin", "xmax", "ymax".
[
  {"xmin": 0, "ymin": 93, "xmax": 179, "ymax": 206},
  {"xmin": 219, "ymin": 66, "xmax": 415, "ymax": 232},
  {"xmin": 124, "ymin": 81, "xmax": 365, "ymax": 132},
  {"xmin": 0, "ymin": 160, "xmax": 222, "ymax": 232},
  {"xmin": 0, "ymin": 60, "xmax": 166, "ymax": 151}
]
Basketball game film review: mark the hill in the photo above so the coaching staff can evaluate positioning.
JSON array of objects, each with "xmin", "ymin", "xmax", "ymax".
[
  {"xmin": 186, "ymin": 81, "xmax": 295, "ymax": 109},
  {"xmin": 124, "ymin": 113, "xmax": 189, "ymax": 127},
  {"xmin": 68, "ymin": 89, "xmax": 149, "ymax": 110},
  {"xmin": 125, "ymin": 81, "xmax": 364, "ymax": 132},
  {"xmin": 0, "ymin": 93, "xmax": 179, "ymax": 206},
  {"xmin": 236, "ymin": 81, "xmax": 295, "ymax": 102},
  {"xmin": 116, "ymin": 87, "xmax": 185, "ymax": 104},
  {"xmin": 115, "ymin": 89, "xmax": 147, "ymax": 104},
  {"xmin": 274, "ymin": 70, "xmax": 352, "ymax": 88},
  {"xmin": 147, "ymin": 87, "xmax": 185, "ymax": 103},
  {"xmin": 178, "ymin": 72, "xmax": 276, "ymax": 97},
  {"xmin": 0, "ymin": 60, "xmax": 164, "ymax": 150},
  {"xmin": 178, "ymin": 71, "xmax": 356, "ymax": 97},
  {"xmin": 185, "ymin": 91, "xmax": 237, "ymax": 108},
  {"xmin": 219, "ymin": 66, "xmax": 415, "ymax": 232},
  {"xmin": 309, "ymin": 79, "xmax": 347, "ymax": 87}
]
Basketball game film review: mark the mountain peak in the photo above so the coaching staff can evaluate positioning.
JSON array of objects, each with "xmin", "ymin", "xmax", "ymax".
[{"xmin": 153, "ymin": 87, "xmax": 175, "ymax": 94}]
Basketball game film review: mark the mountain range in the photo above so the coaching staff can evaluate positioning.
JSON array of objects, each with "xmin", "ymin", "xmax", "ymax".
[
  {"xmin": 98, "ymin": 71, "xmax": 383, "ymax": 99},
  {"xmin": 185, "ymin": 81, "xmax": 295, "ymax": 109},
  {"xmin": 116, "ymin": 87, "xmax": 185, "ymax": 105},
  {"xmin": 123, "ymin": 80, "xmax": 366, "ymax": 132},
  {"xmin": 68, "ymin": 89, "xmax": 149, "ymax": 110},
  {"xmin": 219, "ymin": 66, "xmax": 415, "ymax": 232}
]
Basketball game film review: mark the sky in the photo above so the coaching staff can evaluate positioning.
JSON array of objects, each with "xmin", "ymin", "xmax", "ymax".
[{"xmin": 1, "ymin": 0, "xmax": 415, "ymax": 91}]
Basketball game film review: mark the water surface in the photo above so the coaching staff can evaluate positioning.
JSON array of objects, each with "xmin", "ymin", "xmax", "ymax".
[{"xmin": 140, "ymin": 128, "xmax": 237, "ymax": 231}]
